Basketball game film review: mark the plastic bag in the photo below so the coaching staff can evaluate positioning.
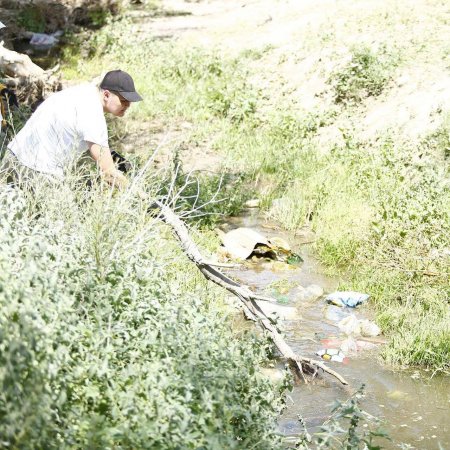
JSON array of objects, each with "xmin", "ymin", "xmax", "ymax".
[
  {"xmin": 316, "ymin": 348, "xmax": 347, "ymax": 363},
  {"xmin": 325, "ymin": 291, "xmax": 369, "ymax": 307}
]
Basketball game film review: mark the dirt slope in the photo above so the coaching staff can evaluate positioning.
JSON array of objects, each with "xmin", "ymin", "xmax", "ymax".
[{"xmin": 133, "ymin": 0, "xmax": 450, "ymax": 143}]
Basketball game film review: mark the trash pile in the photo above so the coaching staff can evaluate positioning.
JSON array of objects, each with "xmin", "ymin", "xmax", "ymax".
[
  {"xmin": 218, "ymin": 227, "xmax": 302, "ymax": 266},
  {"xmin": 217, "ymin": 226, "xmax": 383, "ymax": 365},
  {"xmin": 316, "ymin": 291, "xmax": 382, "ymax": 363}
]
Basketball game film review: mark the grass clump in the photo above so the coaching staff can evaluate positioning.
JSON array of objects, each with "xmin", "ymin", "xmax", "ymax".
[
  {"xmin": 0, "ymin": 175, "xmax": 286, "ymax": 448},
  {"xmin": 329, "ymin": 45, "xmax": 399, "ymax": 104}
]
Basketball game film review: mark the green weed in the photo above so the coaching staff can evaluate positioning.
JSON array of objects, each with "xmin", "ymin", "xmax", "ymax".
[
  {"xmin": 329, "ymin": 45, "xmax": 400, "ymax": 104},
  {"xmin": 295, "ymin": 385, "xmax": 390, "ymax": 449}
]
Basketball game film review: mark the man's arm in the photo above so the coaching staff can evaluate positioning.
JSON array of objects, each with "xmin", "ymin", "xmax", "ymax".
[{"xmin": 88, "ymin": 142, "xmax": 128, "ymax": 188}]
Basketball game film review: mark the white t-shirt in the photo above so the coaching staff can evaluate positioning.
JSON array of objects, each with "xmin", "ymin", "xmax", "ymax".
[{"xmin": 8, "ymin": 83, "xmax": 108, "ymax": 178}]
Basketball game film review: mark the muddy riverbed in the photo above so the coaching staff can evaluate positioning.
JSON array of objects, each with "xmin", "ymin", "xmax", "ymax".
[{"xmin": 221, "ymin": 209, "xmax": 449, "ymax": 449}]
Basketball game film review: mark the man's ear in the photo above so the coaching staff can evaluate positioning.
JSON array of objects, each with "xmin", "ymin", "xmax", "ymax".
[{"xmin": 102, "ymin": 89, "xmax": 112, "ymax": 101}]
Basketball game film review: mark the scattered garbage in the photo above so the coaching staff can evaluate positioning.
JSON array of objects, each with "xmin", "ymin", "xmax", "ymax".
[
  {"xmin": 0, "ymin": 21, "xmax": 5, "ymax": 30},
  {"xmin": 338, "ymin": 315, "xmax": 381, "ymax": 337},
  {"xmin": 360, "ymin": 319, "xmax": 381, "ymax": 337},
  {"xmin": 27, "ymin": 31, "xmax": 62, "ymax": 49},
  {"xmin": 221, "ymin": 227, "xmax": 271, "ymax": 260},
  {"xmin": 316, "ymin": 348, "xmax": 347, "ymax": 363},
  {"xmin": 325, "ymin": 291, "xmax": 370, "ymax": 307},
  {"xmin": 320, "ymin": 335, "xmax": 379, "ymax": 357},
  {"xmin": 257, "ymin": 301, "xmax": 299, "ymax": 320},
  {"xmin": 220, "ymin": 227, "xmax": 302, "ymax": 263},
  {"xmin": 268, "ymin": 236, "xmax": 291, "ymax": 252},
  {"xmin": 338, "ymin": 314, "xmax": 361, "ymax": 335},
  {"xmin": 295, "ymin": 284, "xmax": 324, "ymax": 302},
  {"xmin": 320, "ymin": 337, "xmax": 342, "ymax": 348},
  {"xmin": 323, "ymin": 305, "xmax": 350, "ymax": 322},
  {"xmin": 339, "ymin": 336, "xmax": 359, "ymax": 353}
]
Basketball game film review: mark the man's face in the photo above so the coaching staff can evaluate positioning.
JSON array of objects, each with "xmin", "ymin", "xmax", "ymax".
[{"xmin": 103, "ymin": 90, "xmax": 131, "ymax": 117}]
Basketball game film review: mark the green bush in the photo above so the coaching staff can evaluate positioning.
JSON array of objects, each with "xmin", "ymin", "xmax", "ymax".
[
  {"xmin": 329, "ymin": 45, "xmax": 399, "ymax": 104},
  {"xmin": 0, "ymin": 182, "xmax": 285, "ymax": 449}
]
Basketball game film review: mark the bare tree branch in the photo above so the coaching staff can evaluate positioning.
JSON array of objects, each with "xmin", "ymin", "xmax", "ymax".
[{"xmin": 152, "ymin": 200, "xmax": 349, "ymax": 386}]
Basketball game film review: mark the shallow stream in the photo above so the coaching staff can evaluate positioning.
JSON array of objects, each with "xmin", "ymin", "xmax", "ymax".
[{"xmin": 222, "ymin": 209, "xmax": 449, "ymax": 449}]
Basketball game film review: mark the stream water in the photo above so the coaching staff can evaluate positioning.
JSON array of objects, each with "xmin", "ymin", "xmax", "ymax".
[{"xmin": 222, "ymin": 209, "xmax": 449, "ymax": 449}]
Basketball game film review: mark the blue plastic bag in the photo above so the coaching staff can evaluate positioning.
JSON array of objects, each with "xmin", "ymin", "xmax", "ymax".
[{"xmin": 325, "ymin": 291, "xmax": 369, "ymax": 308}]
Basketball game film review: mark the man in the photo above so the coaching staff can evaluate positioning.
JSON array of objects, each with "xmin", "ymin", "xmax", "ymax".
[{"xmin": 2, "ymin": 69, "xmax": 142, "ymax": 188}]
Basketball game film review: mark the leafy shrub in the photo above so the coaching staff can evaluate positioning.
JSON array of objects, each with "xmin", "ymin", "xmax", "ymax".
[
  {"xmin": 0, "ymin": 182, "xmax": 285, "ymax": 448},
  {"xmin": 329, "ymin": 45, "xmax": 399, "ymax": 104}
]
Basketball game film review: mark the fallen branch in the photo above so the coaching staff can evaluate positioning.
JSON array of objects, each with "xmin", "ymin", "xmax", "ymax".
[
  {"xmin": 0, "ymin": 42, "xmax": 61, "ymax": 105},
  {"xmin": 153, "ymin": 200, "xmax": 348, "ymax": 385}
]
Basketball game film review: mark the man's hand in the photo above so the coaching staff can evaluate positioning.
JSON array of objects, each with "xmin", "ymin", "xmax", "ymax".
[{"xmin": 88, "ymin": 142, "xmax": 128, "ymax": 189}]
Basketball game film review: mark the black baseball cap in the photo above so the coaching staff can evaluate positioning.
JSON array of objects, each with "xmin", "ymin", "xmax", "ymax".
[{"xmin": 100, "ymin": 69, "xmax": 143, "ymax": 102}]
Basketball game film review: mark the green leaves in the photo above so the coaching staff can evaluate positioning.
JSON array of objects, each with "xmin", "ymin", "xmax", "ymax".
[
  {"xmin": 329, "ymin": 45, "xmax": 399, "ymax": 105},
  {"xmin": 0, "ymin": 186, "xmax": 284, "ymax": 449}
]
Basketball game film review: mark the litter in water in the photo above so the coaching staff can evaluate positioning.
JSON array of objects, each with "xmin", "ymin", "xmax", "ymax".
[
  {"xmin": 28, "ymin": 31, "xmax": 62, "ymax": 49},
  {"xmin": 325, "ymin": 291, "xmax": 370, "ymax": 307},
  {"xmin": 315, "ymin": 348, "xmax": 347, "ymax": 363},
  {"xmin": 338, "ymin": 315, "xmax": 381, "ymax": 337},
  {"xmin": 219, "ymin": 227, "xmax": 302, "ymax": 263},
  {"xmin": 323, "ymin": 305, "xmax": 350, "ymax": 322}
]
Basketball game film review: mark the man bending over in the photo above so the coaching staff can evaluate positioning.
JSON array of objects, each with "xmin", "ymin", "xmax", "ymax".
[{"xmin": 2, "ymin": 69, "xmax": 142, "ymax": 188}]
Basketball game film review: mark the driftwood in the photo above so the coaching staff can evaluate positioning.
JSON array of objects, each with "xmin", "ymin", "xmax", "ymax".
[
  {"xmin": 154, "ymin": 200, "xmax": 348, "ymax": 386},
  {"xmin": 0, "ymin": 42, "xmax": 45, "ymax": 78},
  {"xmin": 0, "ymin": 42, "xmax": 61, "ymax": 105}
]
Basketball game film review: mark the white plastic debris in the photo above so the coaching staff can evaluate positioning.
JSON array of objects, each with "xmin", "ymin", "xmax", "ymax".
[
  {"xmin": 338, "ymin": 314, "xmax": 361, "ymax": 335},
  {"xmin": 359, "ymin": 319, "xmax": 381, "ymax": 337},
  {"xmin": 340, "ymin": 336, "xmax": 359, "ymax": 353},
  {"xmin": 29, "ymin": 31, "xmax": 62, "ymax": 48},
  {"xmin": 0, "ymin": 21, "xmax": 6, "ymax": 30},
  {"xmin": 221, "ymin": 227, "xmax": 271, "ymax": 259},
  {"xmin": 338, "ymin": 315, "xmax": 381, "ymax": 337},
  {"xmin": 325, "ymin": 291, "xmax": 369, "ymax": 307},
  {"xmin": 316, "ymin": 348, "xmax": 347, "ymax": 363}
]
